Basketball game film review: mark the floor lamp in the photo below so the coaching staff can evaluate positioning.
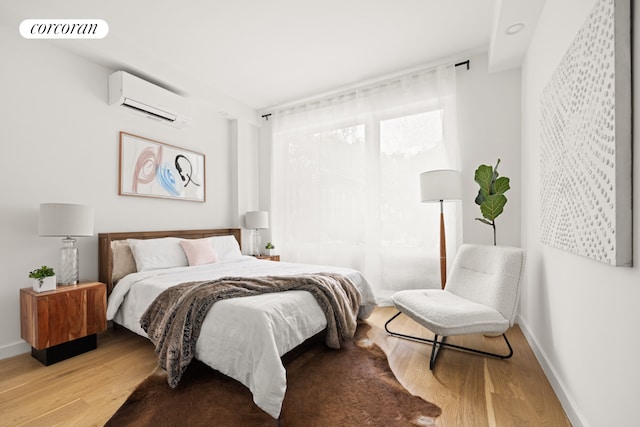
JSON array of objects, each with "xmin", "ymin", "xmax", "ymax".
[{"xmin": 419, "ymin": 170, "xmax": 462, "ymax": 289}]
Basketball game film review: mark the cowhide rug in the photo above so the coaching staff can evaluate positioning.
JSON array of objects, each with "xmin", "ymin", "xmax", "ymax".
[{"xmin": 105, "ymin": 323, "xmax": 440, "ymax": 426}]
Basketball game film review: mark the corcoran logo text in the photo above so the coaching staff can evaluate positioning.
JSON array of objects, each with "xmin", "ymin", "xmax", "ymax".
[{"xmin": 20, "ymin": 19, "xmax": 109, "ymax": 39}]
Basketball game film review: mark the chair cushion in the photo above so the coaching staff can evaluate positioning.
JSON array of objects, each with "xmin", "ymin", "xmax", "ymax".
[
  {"xmin": 445, "ymin": 244, "xmax": 524, "ymax": 326},
  {"xmin": 392, "ymin": 289, "xmax": 509, "ymax": 336}
]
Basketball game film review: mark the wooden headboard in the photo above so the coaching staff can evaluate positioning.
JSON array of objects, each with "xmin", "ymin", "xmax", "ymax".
[{"xmin": 98, "ymin": 228, "xmax": 242, "ymax": 294}]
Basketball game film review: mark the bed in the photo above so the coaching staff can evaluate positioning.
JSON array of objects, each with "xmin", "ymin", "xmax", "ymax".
[{"xmin": 99, "ymin": 228, "xmax": 377, "ymax": 419}]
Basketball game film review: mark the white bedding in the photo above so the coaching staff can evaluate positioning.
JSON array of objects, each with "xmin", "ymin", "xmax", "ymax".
[{"xmin": 106, "ymin": 255, "xmax": 377, "ymax": 418}]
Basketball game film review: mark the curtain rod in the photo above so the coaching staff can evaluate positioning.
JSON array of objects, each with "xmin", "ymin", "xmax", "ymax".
[{"xmin": 261, "ymin": 58, "xmax": 470, "ymax": 120}]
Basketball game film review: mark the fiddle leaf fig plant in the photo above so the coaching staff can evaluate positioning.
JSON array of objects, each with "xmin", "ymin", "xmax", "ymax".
[{"xmin": 474, "ymin": 159, "xmax": 510, "ymax": 245}]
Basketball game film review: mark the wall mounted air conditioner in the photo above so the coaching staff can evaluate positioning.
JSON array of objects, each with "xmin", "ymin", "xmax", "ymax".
[{"xmin": 108, "ymin": 71, "xmax": 191, "ymax": 129}]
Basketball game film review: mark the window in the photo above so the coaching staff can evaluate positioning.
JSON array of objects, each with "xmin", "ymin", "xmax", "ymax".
[
  {"xmin": 271, "ymin": 66, "xmax": 459, "ymax": 302},
  {"xmin": 380, "ymin": 110, "xmax": 444, "ymax": 248}
]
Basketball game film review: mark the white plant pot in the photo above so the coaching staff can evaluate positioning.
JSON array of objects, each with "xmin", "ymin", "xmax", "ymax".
[
  {"xmin": 266, "ymin": 249, "xmax": 275, "ymax": 256},
  {"xmin": 32, "ymin": 275, "xmax": 56, "ymax": 292}
]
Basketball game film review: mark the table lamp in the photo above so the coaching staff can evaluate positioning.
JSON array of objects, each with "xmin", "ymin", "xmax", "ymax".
[
  {"xmin": 39, "ymin": 203, "xmax": 94, "ymax": 285},
  {"xmin": 245, "ymin": 211, "xmax": 269, "ymax": 256}
]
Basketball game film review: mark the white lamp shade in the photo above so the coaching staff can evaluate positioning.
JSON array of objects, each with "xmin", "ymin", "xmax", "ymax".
[
  {"xmin": 246, "ymin": 211, "xmax": 269, "ymax": 229},
  {"xmin": 420, "ymin": 169, "xmax": 463, "ymax": 202},
  {"xmin": 39, "ymin": 203, "xmax": 94, "ymax": 237}
]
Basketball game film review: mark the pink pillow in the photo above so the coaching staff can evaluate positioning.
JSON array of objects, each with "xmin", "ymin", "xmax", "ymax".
[{"xmin": 180, "ymin": 238, "xmax": 219, "ymax": 266}]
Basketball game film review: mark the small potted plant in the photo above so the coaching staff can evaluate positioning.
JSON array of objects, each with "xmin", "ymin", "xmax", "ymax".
[
  {"xmin": 265, "ymin": 242, "xmax": 275, "ymax": 256},
  {"xmin": 29, "ymin": 265, "xmax": 56, "ymax": 292}
]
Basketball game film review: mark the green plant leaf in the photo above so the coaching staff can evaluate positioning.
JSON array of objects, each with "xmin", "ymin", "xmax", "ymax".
[
  {"xmin": 480, "ymin": 194, "xmax": 507, "ymax": 221},
  {"xmin": 474, "ymin": 164, "xmax": 493, "ymax": 206},
  {"xmin": 28, "ymin": 265, "xmax": 55, "ymax": 279},
  {"xmin": 489, "ymin": 159, "xmax": 502, "ymax": 194},
  {"xmin": 494, "ymin": 176, "xmax": 510, "ymax": 195}
]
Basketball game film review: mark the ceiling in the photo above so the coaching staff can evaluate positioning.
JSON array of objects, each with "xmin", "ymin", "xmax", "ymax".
[{"xmin": 1, "ymin": 0, "xmax": 544, "ymax": 119}]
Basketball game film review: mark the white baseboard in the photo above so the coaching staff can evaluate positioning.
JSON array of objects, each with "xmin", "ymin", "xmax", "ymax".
[
  {"xmin": 0, "ymin": 340, "xmax": 30, "ymax": 361},
  {"xmin": 516, "ymin": 315, "xmax": 587, "ymax": 427}
]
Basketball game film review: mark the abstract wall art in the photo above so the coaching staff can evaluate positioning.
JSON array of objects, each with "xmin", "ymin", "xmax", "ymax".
[
  {"xmin": 119, "ymin": 132, "xmax": 206, "ymax": 202},
  {"xmin": 540, "ymin": 0, "xmax": 631, "ymax": 266}
]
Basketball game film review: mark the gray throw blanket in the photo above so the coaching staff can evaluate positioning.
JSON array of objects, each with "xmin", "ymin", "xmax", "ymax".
[{"xmin": 140, "ymin": 273, "xmax": 362, "ymax": 388}]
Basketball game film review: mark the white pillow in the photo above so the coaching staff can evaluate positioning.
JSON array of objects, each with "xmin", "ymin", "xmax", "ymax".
[
  {"xmin": 210, "ymin": 235, "xmax": 242, "ymax": 260},
  {"xmin": 180, "ymin": 238, "xmax": 219, "ymax": 266},
  {"xmin": 127, "ymin": 237, "xmax": 189, "ymax": 272}
]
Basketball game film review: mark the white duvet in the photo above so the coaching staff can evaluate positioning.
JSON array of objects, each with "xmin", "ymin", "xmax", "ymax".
[{"xmin": 106, "ymin": 255, "xmax": 377, "ymax": 418}]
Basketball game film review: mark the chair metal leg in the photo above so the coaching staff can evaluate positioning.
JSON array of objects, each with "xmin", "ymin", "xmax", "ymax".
[
  {"xmin": 429, "ymin": 334, "xmax": 447, "ymax": 369},
  {"xmin": 385, "ymin": 311, "xmax": 514, "ymax": 369}
]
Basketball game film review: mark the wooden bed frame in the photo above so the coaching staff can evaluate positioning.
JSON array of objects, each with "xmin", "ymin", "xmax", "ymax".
[{"xmin": 98, "ymin": 228, "xmax": 242, "ymax": 294}]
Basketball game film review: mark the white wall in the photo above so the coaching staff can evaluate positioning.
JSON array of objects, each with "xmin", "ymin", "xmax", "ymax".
[
  {"xmin": 229, "ymin": 119, "xmax": 261, "ymax": 251},
  {"xmin": 257, "ymin": 119, "xmax": 274, "ymax": 245},
  {"xmin": 0, "ymin": 23, "xmax": 252, "ymax": 358},
  {"xmin": 520, "ymin": 1, "xmax": 639, "ymax": 426},
  {"xmin": 457, "ymin": 53, "xmax": 521, "ymax": 248}
]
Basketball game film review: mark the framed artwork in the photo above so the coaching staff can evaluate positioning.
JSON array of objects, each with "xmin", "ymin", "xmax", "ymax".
[
  {"xmin": 540, "ymin": 0, "xmax": 631, "ymax": 266},
  {"xmin": 119, "ymin": 132, "xmax": 205, "ymax": 202}
]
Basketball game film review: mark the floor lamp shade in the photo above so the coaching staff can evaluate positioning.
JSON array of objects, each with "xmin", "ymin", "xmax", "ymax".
[
  {"xmin": 419, "ymin": 170, "xmax": 462, "ymax": 289},
  {"xmin": 246, "ymin": 211, "xmax": 269, "ymax": 256},
  {"xmin": 420, "ymin": 169, "xmax": 463, "ymax": 202},
  {"xmin": 39, "ymin": 203, "xmax": 94, "ymax": 285}
]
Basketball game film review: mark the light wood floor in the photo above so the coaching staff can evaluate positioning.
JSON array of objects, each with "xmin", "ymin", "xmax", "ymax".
[{"xmin": 0, "ymin": 307, "xmax": 570, "ymax": 426}]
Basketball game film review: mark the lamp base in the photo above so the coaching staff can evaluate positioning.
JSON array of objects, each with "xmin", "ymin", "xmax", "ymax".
[
  {"xmin": 58, "ymin": 237, "xmax": 79, "ymax": 285},
  {"xmin": 439, "ymin": 205, "xmax": 447, "ymax": 290},
  {"xmin": 252, "ymin": 230, "xmax": 262, "ymax": 256}
]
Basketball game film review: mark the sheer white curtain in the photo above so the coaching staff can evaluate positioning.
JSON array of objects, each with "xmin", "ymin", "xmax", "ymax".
[{"xmin": 270, "ymin": 65, "xmax": 461, "ymax": 303}]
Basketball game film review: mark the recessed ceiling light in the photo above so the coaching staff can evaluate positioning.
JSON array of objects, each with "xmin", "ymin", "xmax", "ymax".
[{"xmin": 505, "ymin": 23, "xmax": 525, "ymax": 35}]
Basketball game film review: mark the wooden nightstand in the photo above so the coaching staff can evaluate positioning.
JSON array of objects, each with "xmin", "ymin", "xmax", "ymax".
[
  {"xmin": 20, "ymin": 281, "xmax": 107, "ymax": 365},
  {"xmin": 254, "ymin": 255, "xmax": 280, "ymax": 261}
]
